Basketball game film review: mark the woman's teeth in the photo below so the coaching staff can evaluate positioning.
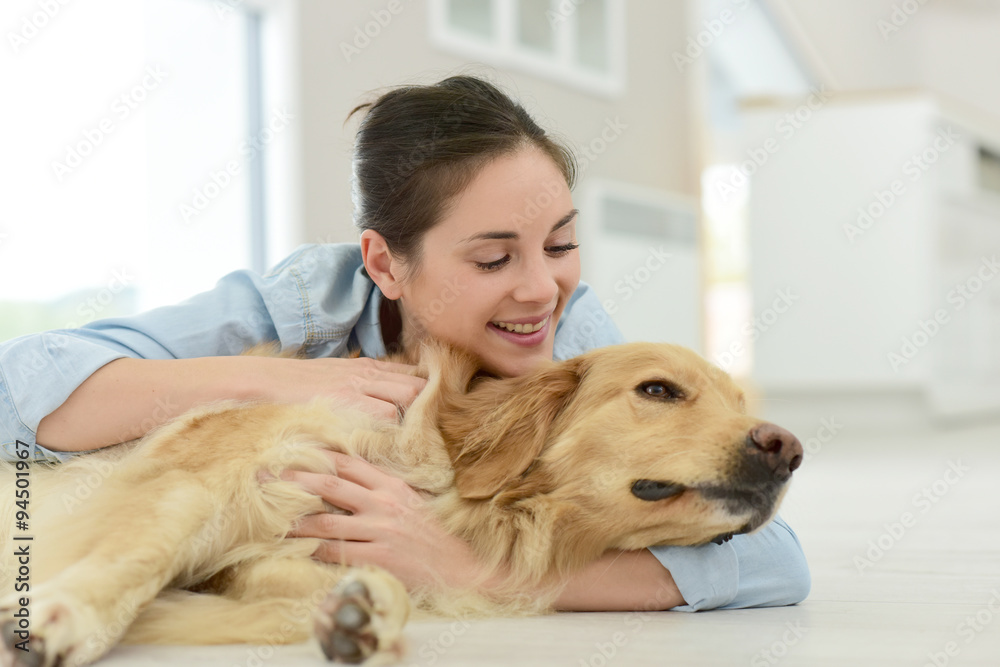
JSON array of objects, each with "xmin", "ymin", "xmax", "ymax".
[{"xmin": 491, "ymin": 316, "xmax": 549, "ymax": 334}]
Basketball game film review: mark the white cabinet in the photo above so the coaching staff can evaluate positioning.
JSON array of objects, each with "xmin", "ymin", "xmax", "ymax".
[{"xmin": 738, "ymin": 93, "xmax": 1000, "ymax": 418}]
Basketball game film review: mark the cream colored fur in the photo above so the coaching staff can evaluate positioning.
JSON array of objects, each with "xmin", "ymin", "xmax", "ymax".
[{"xmin": 0, "ymin": 340, "xmax": 793, "ymax": 666}]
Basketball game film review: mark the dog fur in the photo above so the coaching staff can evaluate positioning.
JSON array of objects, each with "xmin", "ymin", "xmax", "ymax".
[{"xmin": 0, "ymin": 341, "xmax": 801, "ymax": 666}]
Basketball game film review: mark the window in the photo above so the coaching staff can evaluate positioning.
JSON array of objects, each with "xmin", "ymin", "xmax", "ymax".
[
  {"xmin": 429, "ymin": 0, "xmax": 626, "ymax": 98},
  {"xmin": 701, "ymin": 0, "xmax": 816, "ymax": 377},
  {"xmin": 0, "ymin": 0, "xmax": 295, "ymax": 341}
]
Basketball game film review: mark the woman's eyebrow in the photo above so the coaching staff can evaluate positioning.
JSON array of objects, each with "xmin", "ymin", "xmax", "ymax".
[{"xmin": 460, "ymin": 209, "xmax": 579, "ymax": 243}]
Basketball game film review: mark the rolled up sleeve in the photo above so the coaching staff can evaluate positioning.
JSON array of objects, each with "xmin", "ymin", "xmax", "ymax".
[
  {"xmin": 0, "ymin": 244, "xmax": 318, "ymax": 460},
  {"xmin": 648, "ymin": 515, "xmax": 811, "ymax": 611}
]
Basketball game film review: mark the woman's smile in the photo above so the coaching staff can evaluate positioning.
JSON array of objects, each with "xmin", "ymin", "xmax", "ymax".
[{"xmin": 392, "ymin": 146, "xmax": 581, "ymax": 377}]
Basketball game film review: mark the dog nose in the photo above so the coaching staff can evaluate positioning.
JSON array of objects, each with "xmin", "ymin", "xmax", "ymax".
[{"xmin": 747, "ymin": 423, "xmax": 803, "ymax": 480}]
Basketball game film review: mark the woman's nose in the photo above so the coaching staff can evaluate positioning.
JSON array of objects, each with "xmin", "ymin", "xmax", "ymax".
[{"xmin": 512, "ymin": 253, "xmax": 560, "ymax": 304}]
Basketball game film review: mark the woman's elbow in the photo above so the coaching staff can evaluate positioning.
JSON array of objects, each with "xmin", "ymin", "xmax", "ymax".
[
  {"xmin": 783, "ymin": 544, "xmax": 811, "ymax": 605},
  {"xmin": 774, "ymin": 521, "xmax": 811, "ymax": 605}
]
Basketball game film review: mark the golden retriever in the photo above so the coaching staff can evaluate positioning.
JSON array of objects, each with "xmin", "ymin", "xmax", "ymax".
[{"xmin": 0, "ymin": 341, "xmax": 802, "ymax": 667}]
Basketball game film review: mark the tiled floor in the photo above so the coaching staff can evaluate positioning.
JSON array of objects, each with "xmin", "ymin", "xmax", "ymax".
[{"xmin": 96, "ymin": 418, "xmax": 1000, "ymax": 666}]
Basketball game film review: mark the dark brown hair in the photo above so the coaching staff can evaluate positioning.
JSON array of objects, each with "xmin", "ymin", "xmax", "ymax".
[{"xmin": 348, "ymin": 75, "xmax": 577, "ymax": 274}]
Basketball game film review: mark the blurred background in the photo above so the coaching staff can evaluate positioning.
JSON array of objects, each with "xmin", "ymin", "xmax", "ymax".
[{"xmin": 2, "ymin": 0, "xmax": 999, "ymax": 435}]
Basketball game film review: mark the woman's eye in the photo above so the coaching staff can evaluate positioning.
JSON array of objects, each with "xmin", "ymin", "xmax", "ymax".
[
  {"xmin": 547, "ymin": 242, "xmax": 579, "ymax": 256},
  {"xmin": 474, "ymin": 243, "xmax": 578, "ymax": 271},
  {"xmin": 475, "ymin": 255, "xmax": 511, "ymax": 271}
]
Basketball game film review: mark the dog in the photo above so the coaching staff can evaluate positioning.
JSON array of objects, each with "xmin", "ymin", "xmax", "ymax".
[{"xmin": 0, "ymin": 341, "xmax": 803, "ymax": 666}]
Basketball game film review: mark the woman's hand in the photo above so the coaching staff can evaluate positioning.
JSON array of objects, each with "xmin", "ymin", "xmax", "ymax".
[
  {"xmin": 280, "ymin": 452, "xmax": 686, "ymax": 610},
  {"xmin": 281, "ymin": 451, "xmax": 499, "ymax": 592},
  {"xmin": 253, "ymin": 357, "xmax": 427, "ymax": 421}
]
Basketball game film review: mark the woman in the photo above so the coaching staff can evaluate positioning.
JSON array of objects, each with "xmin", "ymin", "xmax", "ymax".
[{"xmin": 0, "ymin": 75, "xmax": 809, "ymax": 612}]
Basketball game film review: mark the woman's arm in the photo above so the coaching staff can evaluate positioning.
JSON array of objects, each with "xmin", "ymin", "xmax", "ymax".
[
  {"xmin": 648, "ymin": 515, "xmax": 811, "ymax": 611},
  {"xmin": 551, "ymin": 549, "xmax": 685, "ymax": 611},
  {"xmin": 36, "ymin": 356, "xmax": 262, "ymax": 450},
  {"xmin": 1, "ymin": 243, "xmax": 421, "ymax": 459},
  {"xmin": 35, "ymin": 355, "xmax": 425, "ymax": 452},
  {"xmin": 552, "ymin": 519, "xmax": 810, "ymax": 612}
]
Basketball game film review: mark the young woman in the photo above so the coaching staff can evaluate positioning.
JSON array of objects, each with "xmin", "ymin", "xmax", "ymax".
[{"xmin": 0, "ymin": 75, "xmax": 809, "ymax": 612}]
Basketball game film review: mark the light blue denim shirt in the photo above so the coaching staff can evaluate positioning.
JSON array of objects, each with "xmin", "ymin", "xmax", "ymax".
[{"xmin": 0, "ymin": 242, "xmax": 809, "ymax": 611}]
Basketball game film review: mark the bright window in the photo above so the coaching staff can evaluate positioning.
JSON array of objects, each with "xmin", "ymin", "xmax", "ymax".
[
  {"xmin": 0, "ymin": 0, "xmax": 287, "ymax": 341},
  {"xmin": 429, "ymin": 0, "xmax": 626, "ymax": 98}
]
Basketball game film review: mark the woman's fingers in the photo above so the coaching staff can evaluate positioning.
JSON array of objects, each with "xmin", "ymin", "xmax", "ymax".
[
  {"xmin": 320, "ymin": 451, "xmax": 405, "ymax": 493},
  {"xmin": 280, "ymin": 469, "xmax": 370, "ymax": 513},
  {"xmin": 337, "ymin": 393, "xmax": 402, "ymax": 421},
  {"xmin": 287, "ymin": 512, "xmax": 377, "ymax": 541},
  {"xmin": 348, "ymin": 359, "xmax": 427, "ymax": 395},
  {"xmin": 313, "ymin": 538, "xmax": 364, "ymax": 565},
  {"xmin": 363, "ymin": 358, "xmax": 423, "ymax": 377},
  {"xmin": 358, "ymin": 379, "xmax": 425, "ymax": 411}
]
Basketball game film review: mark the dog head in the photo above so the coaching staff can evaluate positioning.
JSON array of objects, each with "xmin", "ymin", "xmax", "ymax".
[{"xmin": 430, "ymin": 341, "xmax": 802, "ymax": 564}]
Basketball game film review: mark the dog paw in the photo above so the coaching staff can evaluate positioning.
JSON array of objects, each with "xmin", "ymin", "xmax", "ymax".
[
  {"xmin": 0, "ymin": 596, "xmax": 109, "ymax": 667},
  {"xmin": 1, "ymin": 619, "xmax": 45, "ymax": 667},
  {"xmin": 314, "ymin": 568, "xmax": 409, "ymax": 665},
  {"xmin": 0, "ymin": 601, "xmax": 68, "ymax": 667}
]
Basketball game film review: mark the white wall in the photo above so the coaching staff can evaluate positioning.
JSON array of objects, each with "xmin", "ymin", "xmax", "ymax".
[
  {"xmin": 772, "ymin": 0, "xmax": 1000, "ymax": 117},
  {"xmin": 289, "ymin": 1, "xmax": 700, "ymax": 243},
  {"xmin": 274, "ymin": 0, "xmax": 707, "ymax": 347}
]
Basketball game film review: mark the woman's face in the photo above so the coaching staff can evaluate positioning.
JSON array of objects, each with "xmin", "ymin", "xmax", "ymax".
[{"xmin": 397, "ymin": 147, "xmax": 580, "ymax": 378}]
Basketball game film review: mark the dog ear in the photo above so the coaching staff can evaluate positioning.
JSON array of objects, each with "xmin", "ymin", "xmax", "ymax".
[{"xmin": 438, "ymin": 359, "xmax": 582, "ymax": 500}]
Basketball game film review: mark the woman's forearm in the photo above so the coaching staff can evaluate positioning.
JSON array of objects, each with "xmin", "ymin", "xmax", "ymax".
[
  {"xmin": 35, "ymin": 356, "xmax": 265, "ymax": 452},
  {"xmin": 552, "ymin": 549, "xmax": 685, "ymax": 612}
]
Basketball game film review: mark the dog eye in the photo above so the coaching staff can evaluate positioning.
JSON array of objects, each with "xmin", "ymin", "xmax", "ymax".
[{"xmin": 636, "ymin": 380, "xmax": 686, "ymax": 401}]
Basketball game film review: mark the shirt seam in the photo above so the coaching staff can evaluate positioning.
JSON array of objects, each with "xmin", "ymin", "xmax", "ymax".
[
  {"xmin": 288, "ymin": 255, "xmax": 358, "ymax": 346},
  {"xmin": 0, "ymin": 360, "xmax": 31, "ymax": 444}
]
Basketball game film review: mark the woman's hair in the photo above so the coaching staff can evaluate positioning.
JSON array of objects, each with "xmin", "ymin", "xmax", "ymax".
[{"xmin": 348, "ymin": 75, "xmax": 577, "ymax": 274}]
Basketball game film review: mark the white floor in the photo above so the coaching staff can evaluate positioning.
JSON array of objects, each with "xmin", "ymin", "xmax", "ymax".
[{"xmin": 95, "ymin": 418, "xmax": 1000, "ymax": 666}]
